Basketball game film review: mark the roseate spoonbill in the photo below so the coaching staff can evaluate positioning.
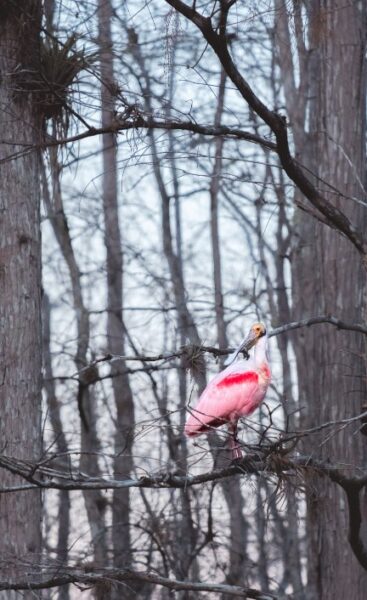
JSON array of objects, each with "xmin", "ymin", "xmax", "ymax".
[{"xmin": 185, "ymin": 322, "xmax": 271, "ymax": 460}]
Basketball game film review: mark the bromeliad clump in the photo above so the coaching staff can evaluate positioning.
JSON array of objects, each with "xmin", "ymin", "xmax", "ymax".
[{"xmin": 11, "ymin": 33, "xmax": 94, "ymax": 131}]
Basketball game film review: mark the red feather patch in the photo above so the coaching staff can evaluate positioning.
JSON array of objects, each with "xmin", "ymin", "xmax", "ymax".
[{"xmin": 217, "ymin": 371, "xmax": 258, "ymax": 388}]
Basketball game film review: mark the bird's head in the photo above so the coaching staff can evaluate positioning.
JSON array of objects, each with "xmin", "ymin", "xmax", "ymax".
[
  {"xmin": 224, "ymin": 322, "xmax": 267, "ymax": 366},
  {"xmin": 243, "ymin": 322, "xmax": 267, "ymax": 351}
]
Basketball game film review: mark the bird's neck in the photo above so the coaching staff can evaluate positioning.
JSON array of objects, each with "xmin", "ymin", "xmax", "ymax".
[{"xmin": 254, "ymin": 336, "xmax": 269, "ymax": 368}]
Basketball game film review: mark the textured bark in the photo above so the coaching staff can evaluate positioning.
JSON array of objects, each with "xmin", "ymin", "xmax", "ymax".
[
  {"xmin": 0, "ymin": 4, "xmax": 42, "ymax": 596},
  {"xmin": 98, "ymin": 0, "xmax": 135, "ymax": 589},
  {"xmin": 280, "ymin": 2, "xmax": 367, "ymax": 598}
]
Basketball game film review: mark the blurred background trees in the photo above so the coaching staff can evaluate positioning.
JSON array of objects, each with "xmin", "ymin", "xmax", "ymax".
[{"xmin": 0, "ymin": 1, "xmax": 366, "ymax": 599}]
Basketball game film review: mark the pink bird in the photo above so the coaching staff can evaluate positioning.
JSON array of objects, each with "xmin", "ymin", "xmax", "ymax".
[{"xmin": 185, "ymin": 322, "xmax": 271, "ymax": 460}]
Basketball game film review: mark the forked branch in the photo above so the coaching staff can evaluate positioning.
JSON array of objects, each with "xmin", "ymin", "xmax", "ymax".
[{"xmin": 164, "ymin": 0, "xmax": 367, "ymax": 259}]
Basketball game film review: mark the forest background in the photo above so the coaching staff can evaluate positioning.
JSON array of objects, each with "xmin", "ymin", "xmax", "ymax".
[{"xmin": 0, "ymin": 1, "xmax": 367, "ymax": 599}]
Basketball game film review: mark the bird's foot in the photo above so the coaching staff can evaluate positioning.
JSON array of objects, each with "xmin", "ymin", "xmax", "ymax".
[{"xmin": 229, "ymin": 440, "xmax": 243, "ymax": 461}]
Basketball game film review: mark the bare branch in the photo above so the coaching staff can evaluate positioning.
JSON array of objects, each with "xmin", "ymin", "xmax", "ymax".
[
  {"xmin": 0, "ymin": 449, "xmax": 366, "ymax": 493},
  {"xmin": 48, "ymin": 117, "xmax": 276, "ymax": 151},
  {"xmin": 0, "ymin": 118, "xmax": 276, "ymax": 161},
  {"xmin": 269, "ymin": 316, "xmax": 367, "ymax": 338},
  {"xmin": 73, "ymin": 316, "xmax": 367, "ymax": 377},
  {"xmin": 164, "ymin": 0, "xmax": 367, "ymax": 259},
  {"xmin": 0, "ymin": 567, "xmax": 277, "ymax": 599}
]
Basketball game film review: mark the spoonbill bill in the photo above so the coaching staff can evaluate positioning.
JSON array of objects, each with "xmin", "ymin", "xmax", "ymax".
[{"xmin": 185, "ymin": 322, "xmax": 271, "ymax": 460}]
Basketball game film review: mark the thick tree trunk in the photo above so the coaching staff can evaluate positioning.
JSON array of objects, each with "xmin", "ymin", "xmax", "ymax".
[
  {"xmin": 288, "ymin": 2, "xmax": 367, "ymax": 598},
  {"xmin": 0, "ymin": 3, "xmax": 42, "ymax": 595}
]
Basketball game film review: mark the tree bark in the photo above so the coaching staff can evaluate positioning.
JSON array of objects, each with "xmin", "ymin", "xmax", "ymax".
[
  {"xmin": 0, "ymin": 4, "xmax": 43, "ymax": 596},
  {"xmin": 283, "ymin": 2, "xmax": 367, "ymax": 598}
]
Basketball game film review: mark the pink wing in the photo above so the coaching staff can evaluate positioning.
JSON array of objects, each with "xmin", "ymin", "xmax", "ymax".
[{"xmin": 185, "ymin": 360, "xmax": 265, "ymax": 437}]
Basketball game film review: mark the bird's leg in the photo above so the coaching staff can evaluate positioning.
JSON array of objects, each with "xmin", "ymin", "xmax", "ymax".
[{"xmin": 228, "ymin": 421, "xmax": 242, "ymax": 461}]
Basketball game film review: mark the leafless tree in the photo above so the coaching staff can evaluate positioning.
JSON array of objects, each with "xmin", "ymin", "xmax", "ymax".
[
  {"xmin": 1, "ymin": 2, "xmax": 367, "ymax": 600},
  {"xmin": 0, "ymin": 3, "xmax": 43, "ymax": 597}
]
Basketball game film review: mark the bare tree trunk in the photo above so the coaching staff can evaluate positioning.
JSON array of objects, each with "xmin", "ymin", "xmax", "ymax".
[
  {"xmin": 42, "ymin": 151, "xmax": 107, "ymax": 597},
  {"xmin": 0, "ymin": 5, "xmax": 42, "ymax": 596},
  {"xmin": 98, "ymin": 1, "xmax": 135, "ymax": 591},
  {"xmin": 42, "ymin": 293, "xmax": 70, "ymax": 600},
  {"xmin": 165, "ymin": 61, "xmax": 203, "ymax": 589},
  {"xmin": 210, "ymin": 68, "xmax": 228, "ymax": 364},
  {"xmin": 256, "ymin": 479, "xmax": 270, "ymax": 593},
  {"xmin": 165, "ymin": 50, "xmax": 190, "ymax": 465},
  {"xmin": 273, "ymin": 181, "xmax": 304, "ymax": 599},
  {"xmin": 277, "ymin": 1, "xmax": 367, "ymax": 597}
]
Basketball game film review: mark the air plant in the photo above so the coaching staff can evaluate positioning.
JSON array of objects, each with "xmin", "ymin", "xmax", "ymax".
[
  {"xmin": 38, "ymin": 34, "xmax": 91, "ymax": 121},
  {"xmin": 181, "ymin": 344, "xmax": 206, "ymax": 378},
  {"xmin": 11, "ymin": 33, "xmax": 96, "ymax": 131}
]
